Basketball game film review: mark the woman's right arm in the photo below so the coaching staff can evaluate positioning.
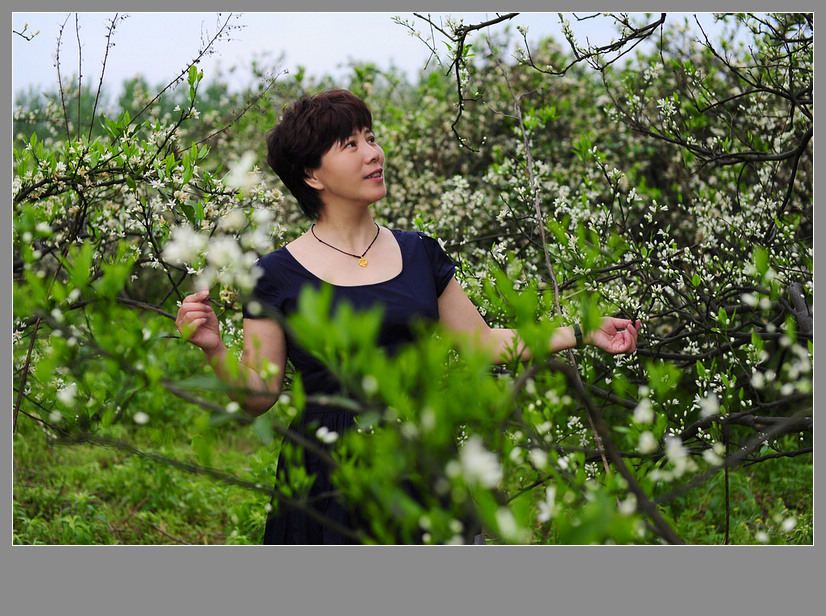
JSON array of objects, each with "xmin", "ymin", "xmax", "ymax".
[{"xmin": 176, "ymin": 289, "xmax": 287, "ymax": 417}]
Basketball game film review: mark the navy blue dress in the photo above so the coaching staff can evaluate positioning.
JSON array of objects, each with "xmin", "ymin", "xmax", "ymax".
[{"xmin": 243, "ymin": 229, "xmax": 456, "ymax": 544}]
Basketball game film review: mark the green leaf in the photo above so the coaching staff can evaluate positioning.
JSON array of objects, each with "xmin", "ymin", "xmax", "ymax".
[
  {"xmin": 92, "ymin": 243, "xmax": 137, "ymax": 298},
  {"xmin": 753, "ymin": 246, "xmax": 769, "ymax": 277},
  {"xmin": 252, "ymin": 414, "xmax": 275, "ymax": 445},
  {"xmin": 181, "ymin": 204, "xmax": 196, "ymax": 225},
  {"xmin": 68, "ymin": 242, "xmax": 95, "ymax": 290}
]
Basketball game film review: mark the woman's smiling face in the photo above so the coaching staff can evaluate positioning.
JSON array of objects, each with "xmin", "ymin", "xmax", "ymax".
[{"xmin": 304, "ymin": 127, "xmax": 386, "ymax": 209}]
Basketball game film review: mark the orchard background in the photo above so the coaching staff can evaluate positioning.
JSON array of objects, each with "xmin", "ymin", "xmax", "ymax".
[{"xmin": 13, "ymin": 13, "xmax": 812, "ymax": 545}]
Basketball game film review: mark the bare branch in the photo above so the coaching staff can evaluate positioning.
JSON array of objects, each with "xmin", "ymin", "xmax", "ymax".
[{"xmin": 13, "ymin": 24, "xmax": 40, "ymax": 41}]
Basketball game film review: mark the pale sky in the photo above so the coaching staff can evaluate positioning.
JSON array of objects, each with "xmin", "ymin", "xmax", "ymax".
[
  {"xmin": 11, "ymin": 12, "xmax": 565, "ymax": 96},
  {"xmin": 11, "ymin": 12, "xmax": 726, "ymax": 101}
]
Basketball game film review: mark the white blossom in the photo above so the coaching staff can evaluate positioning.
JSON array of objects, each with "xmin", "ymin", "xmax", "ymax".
[
  {"xmin": 633, "ymin": 397, "xmax": 654, "ymax": 424},
  {"xmin": 638, "ymin": 431, "xmax": 658, "ymax": 454},
  {"xmin": 252, "ymin": 207, "xmax": 276, "ymax": 226},
  {"xmin": 315, "ymin": 426, "xmax": 338, "ymax": 444},
  {"xmin": 361, "ymin": 374, "xmax": 379, "ymax": 395},
  {"xmin": 698, "ymin": 393, "xmax": 719, "ymax": 418},
  {"xmin": 656, "ymin": 97, "xmax": 677, "ymax": 118},
  {"xmin": 458, "ymin": 435, "xmax": 502, "ymax": 488},
  {"xmin": 495, "ymin": 507, "xmax": 524, "ymax": 542},
  {"xmin": 750, "ymin": 371, "xmax": 765, "ymax": 389},
  {"xmin": 225, "ymin": 151, "xmax": 261, "ymax": 192},
  {"xmin": 528, "ymin": 448, "xmax": 548, "ymax": 469},
  {"xmin": 218, "ymin": 208, "xmax": 248, "ymax": 232},
  {"xmin": 163, "ymin": 225, "xmax": 208, "ymax": 264},
  {"xmin": 536, "ymin": 485, "xmax": 557, "ymax": 523},
  {"xmin": 664, "ymin": 435, "xmax": 694, "ymax": 477},
  {"xmin": 56, "ymin": 382, "xmax": 77, "ymax": 406},
  {"xmin": 702, "ymin": 448, "xmax": 724, "ymax": 466},
  {"xmin": 205, "ymin": 236, "xmax": 243, "ymax": 269},
  {"xmin": 618, "ymin": 493, "xmax": 637, "ymax": 515}
]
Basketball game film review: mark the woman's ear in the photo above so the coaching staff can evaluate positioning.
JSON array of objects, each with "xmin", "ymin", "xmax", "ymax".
[{"xmin": 304, "ymin": 168, "xmax": 323, "ymax": 191}]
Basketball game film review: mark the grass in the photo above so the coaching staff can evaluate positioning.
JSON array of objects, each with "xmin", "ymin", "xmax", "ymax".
[
  {"xmin": 665, "ymin": 453, "xmax": 813, "ymax": 545},
  {"xmin": 13, "ymin": 419, "xmax": 277, "ymax": 545},
  {"xmin": 14, "ymin": 416, "xmax": 813, "ymax": 546}
]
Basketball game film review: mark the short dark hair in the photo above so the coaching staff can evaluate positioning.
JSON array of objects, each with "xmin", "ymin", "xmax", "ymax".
[{"xmin": 265, "ymin": 89, "xmax": 373, "ymax": 220}]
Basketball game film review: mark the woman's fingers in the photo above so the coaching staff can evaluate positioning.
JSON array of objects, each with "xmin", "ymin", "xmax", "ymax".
[
  {"xmin": 176, "ymin": 289, "xmax": 213, "ymax": 333},
  {"xmin": 598, "ymin": 317, "xmax": 642, "ymax": 353},
  {"xmin": 181, "ymin": 288, "xmax": 210, "ymax": 306},
  {"xmin": 628, "ymin": 320, "xmax": 641, "ymax": 351},
  {"xmin": 178, "ymin": 309, "xmax": 209, "ymax": 332}
]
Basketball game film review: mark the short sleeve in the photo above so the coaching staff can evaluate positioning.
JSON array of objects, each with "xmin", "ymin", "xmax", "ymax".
[
  {"xmin": 242, "ymin": 254, "xmax": 281, "ymax": 319},
  {"xmin": 416, "ymin": 232, "xmax": 455, "ymax": 296}
]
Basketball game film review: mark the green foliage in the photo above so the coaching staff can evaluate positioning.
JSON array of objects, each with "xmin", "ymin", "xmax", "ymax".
[
  {"xmin": 13, "ymin": 421, "xmax": 270, "ymax": 544},
  {"xmin": 13, "ymin": 12, "xmax": 812, "ymax": 544}
]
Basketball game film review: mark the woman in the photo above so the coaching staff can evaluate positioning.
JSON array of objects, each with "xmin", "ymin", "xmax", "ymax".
[{"xmin": 176, "ymin": 89, "xmax": 641, "ymax": 544}]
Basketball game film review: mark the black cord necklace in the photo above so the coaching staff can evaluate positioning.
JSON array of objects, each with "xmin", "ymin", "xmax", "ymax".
[{"xmin": 311, "ymin": 222, "xmax": 381, "ymax": 267}]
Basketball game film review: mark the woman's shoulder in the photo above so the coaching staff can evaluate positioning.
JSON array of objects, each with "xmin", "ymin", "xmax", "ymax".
[
  {"xmin": 390, "ymin": 228, "xmax": 454, "ymax": 293},
  {"xmin": 391, "ymin": 228, "xmax": 438, "ymax": 246},
  {"xmin": 390, "ymin": 228, "xmax": 431, "ymax": 237},
  {"xmin": 392, "ymin": 228, "xmax": 447, "ymax": 254},
  {"xmin": 252, "ymin": 244, "xmax": 308, "ymax": 288},
  {"xmin": 246, "ymin": 243, "xmax": 310, "ymax": 307},
  {"xmin": 256, "ymin": 243, "xmax": 297, "ymax": 268},
  {"xmin": 392, "ymin": 227, "xmax": 453, "ymax": 267}
]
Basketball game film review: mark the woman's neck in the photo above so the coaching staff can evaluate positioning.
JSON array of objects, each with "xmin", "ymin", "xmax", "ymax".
[{"xmin": 312, "ymin": 208, "xmax": 378, "ymax": 252}]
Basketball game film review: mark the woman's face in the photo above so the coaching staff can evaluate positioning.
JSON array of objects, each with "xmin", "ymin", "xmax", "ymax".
[{"xmin": 304, "ymin": 127, "xmax": 386, "ymax": 209}]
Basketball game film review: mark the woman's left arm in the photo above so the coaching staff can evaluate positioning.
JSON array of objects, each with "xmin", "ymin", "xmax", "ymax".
[{"xmin": 437, "ymin": 277, "xmax": 641, "ymax": 363}]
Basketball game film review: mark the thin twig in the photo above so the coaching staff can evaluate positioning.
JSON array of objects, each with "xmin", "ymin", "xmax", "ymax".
[{"xmin": 486, "ymin": 34, "xmax": 612, "ymax": 474}]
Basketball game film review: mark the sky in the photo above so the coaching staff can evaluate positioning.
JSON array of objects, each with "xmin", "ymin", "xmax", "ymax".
[
  {"xmin": 10, "ymin": 11, "xmax": 727, "ymax": 101},
  {"xmin": 9, "ymin": 12, "xmax": 574, "ymax": 95}
]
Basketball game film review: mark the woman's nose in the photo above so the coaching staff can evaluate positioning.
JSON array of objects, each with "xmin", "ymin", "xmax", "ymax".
[{"xmin": 364, "ymin": 142, "xmax": 381, "ymax": 162}]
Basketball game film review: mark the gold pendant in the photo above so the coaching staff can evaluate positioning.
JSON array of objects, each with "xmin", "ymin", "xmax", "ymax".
[{"xmin": 358, "ymin": 257, "xmax": 368, "ymax": 267}]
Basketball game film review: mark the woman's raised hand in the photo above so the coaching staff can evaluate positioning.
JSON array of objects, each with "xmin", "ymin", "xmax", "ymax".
[
  {"xmin": 587, "ymin": 317, "xmax": 642, "ymax": 354},
  {"xmin": 175, "ymin": 288, "xmax": 224, "ymax": 354}
]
